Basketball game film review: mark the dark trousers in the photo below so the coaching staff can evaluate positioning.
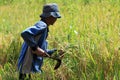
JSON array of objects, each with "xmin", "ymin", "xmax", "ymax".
[{"xmin": 19, "ymin": 73, "xmax": 31, "ymax": 80}]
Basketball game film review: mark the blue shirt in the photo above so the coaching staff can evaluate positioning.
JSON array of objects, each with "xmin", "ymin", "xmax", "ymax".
[{"xmin": 18, "ymin": 20, "xmax": 55, "ymax": 73}]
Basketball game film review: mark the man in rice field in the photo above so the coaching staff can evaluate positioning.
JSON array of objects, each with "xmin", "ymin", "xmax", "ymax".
[{"xmin": 18, "ymin": 3, "xmax": 62, "ymax": 80}]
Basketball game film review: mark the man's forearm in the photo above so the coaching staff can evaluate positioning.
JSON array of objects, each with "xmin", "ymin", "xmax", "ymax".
[{"xmin": 32, "ymin": 47, "xmax": 50, "ymax": 57}]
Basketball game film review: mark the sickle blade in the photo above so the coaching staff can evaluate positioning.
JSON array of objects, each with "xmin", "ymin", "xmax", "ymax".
[{"xmin": 54, "ymin": 59, "xmax": 62, "ymax": 70}]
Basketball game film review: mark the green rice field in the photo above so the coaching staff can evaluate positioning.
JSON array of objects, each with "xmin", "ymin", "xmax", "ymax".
[{"xmin": 0, "ymin": 0, "xmax": 120, "ymax": 80}]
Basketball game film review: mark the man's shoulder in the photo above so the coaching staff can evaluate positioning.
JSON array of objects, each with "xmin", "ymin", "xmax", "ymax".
[{"xmin": 34, "ymin": 20, "xmax": 47, "ymax": 28}]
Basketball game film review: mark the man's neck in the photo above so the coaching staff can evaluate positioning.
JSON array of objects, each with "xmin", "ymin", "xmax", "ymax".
[{"xmin": 41, "ymin": 18, "xmax": 50, "ymax": 26}]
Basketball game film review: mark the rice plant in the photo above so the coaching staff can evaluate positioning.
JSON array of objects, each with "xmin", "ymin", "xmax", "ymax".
[{"xmin": 0, "ymin": 0, "xmax": 120, "ymax": 80}]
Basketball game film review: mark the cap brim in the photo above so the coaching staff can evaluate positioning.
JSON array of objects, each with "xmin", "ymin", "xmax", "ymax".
[
  {"xmin": 51, "ymin": 12, "xmax": 61, "ymax": 18},
  {"xmin": 40, "ymin": 12, "xmax": 61, "ymax": 18}
]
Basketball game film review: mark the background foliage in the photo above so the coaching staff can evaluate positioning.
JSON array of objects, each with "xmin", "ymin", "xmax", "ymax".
[{"xmin": 0, "ymin": 0, "xmax": 120, "ymax": 80}]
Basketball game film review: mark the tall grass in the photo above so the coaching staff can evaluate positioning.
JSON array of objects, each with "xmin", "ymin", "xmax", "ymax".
[{"xmin": 0, "ymin": 0, "xmax": 120, "ymax": 80}]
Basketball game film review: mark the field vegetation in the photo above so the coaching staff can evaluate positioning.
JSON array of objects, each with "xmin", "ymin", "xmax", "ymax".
[{"xmin": 0, "ymin": 0, "xmax": 120, "ymax": 80}]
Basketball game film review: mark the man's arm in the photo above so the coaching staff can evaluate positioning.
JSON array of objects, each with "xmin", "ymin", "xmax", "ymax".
[
  {"xmin": 21, "ymin": 26, "xmax": 47, "ymax": 56},
  {"xmin": 32, "ymin": 47, "xmax": 50, "ymax": 57}
]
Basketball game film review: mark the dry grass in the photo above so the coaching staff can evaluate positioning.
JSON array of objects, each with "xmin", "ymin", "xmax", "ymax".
[{"xmin": 0, "ymin": 0, "xmax": 120, "ymax": 80}]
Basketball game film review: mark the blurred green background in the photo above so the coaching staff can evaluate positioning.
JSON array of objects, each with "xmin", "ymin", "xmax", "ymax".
[{"xmin": 0, "ymin": 0, "xmax": 120, "ymax": 80}]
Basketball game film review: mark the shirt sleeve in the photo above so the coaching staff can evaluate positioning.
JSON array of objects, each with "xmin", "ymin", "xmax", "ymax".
[
  {"xmin": 47, "ymin": 48, "xmax": 57, "ymax": 55},
  {"xmin": 21, "ymin": 25, "xmax": 46, "ymax": 50}
]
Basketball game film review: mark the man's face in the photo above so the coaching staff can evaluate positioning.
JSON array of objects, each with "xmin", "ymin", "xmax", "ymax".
[{"xmin": 48, "ymin": 16, "xmax": 57, "ymax": 25}]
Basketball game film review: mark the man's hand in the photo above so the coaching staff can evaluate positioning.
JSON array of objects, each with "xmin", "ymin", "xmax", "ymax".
[{"xmin": 58, "ymin": 49, "xmax": 65, "ymax": 58}]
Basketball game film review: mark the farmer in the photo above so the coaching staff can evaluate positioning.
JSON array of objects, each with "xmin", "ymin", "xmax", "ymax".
[{"xmin": 18, "ymin": 3, "xmax": 61, "ymax": 80}]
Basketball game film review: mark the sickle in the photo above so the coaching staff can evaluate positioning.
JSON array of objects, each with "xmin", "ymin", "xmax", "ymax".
[{"xmin": 45, "ymin": 51, "xmax": 63, "ymax": 70}]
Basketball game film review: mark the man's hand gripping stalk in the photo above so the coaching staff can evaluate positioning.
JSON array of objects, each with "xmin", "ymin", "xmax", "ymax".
[{"xmin": 32, "ymin": 47, "xmax": 65, "ymax": 70}]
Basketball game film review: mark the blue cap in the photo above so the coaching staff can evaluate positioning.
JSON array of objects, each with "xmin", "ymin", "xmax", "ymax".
[{"xmin": 40, "ymin": 3, "xmax": 61, "ymax": 18}]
